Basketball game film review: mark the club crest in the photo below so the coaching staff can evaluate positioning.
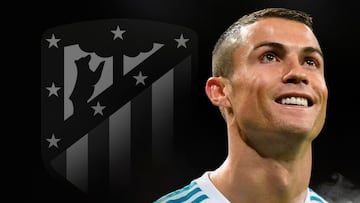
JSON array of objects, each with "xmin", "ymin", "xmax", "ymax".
[{"xmin": 41, "ymin": 19, "xmax": 197, "ymax": 201}]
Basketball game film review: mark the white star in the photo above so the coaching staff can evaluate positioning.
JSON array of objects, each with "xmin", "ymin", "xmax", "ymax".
[
  {"xmin": 46, "ymin": 82, "xmax": 61, "ymax": 97},
  {"xmin": 91, "ymin": 101, "xmax": 106, "ymax": 116},
  {"xmin": 133, "ymin": 71, "xmax": 148, "ymax": 85},
  {"xmin": 111, "ymin": 25, "xmax": 126, "ymax": 40},
  {"xmin": 174, "ymin": 34, "xmax": 189, "ymax": 48},
  {"xmin": 46, "ymin": 134, "xmax": 61, "ymax": 148},
  {"xmin": 46, "ymin": 34, "xmax": 61, "ymax": 48}
]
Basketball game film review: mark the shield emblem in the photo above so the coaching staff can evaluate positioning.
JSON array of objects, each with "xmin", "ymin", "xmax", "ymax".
[{"xmin": 41, "ymin": 19, "xmax": 197, "ymax": 202}]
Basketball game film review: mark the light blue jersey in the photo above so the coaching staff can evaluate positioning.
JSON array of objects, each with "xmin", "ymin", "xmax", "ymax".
[{"xmin": 154, "ymin": 172, "xmax": 328, "ymax": 203}]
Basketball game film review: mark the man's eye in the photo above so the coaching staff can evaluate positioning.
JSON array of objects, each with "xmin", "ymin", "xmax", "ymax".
[
  {"xmin": 305, "ymin": 58, "xmax": 317, "ymax": 67},
  {"xmin": 260, "ymin": 53, "xmax": 277, "ymax": 63}
]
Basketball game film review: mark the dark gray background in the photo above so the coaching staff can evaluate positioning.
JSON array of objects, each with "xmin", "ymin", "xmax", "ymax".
[{"xmin": 36, "ymin": 0, "xmax": 360, "ymax": 202}]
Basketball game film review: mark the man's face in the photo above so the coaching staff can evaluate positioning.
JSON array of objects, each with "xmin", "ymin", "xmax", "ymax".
[{"xmin": 228, "ymin": 18, "xmax": 328, "ymax": 141}]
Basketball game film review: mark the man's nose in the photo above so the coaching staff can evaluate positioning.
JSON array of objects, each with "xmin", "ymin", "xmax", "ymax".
[{"xmin": 282, "ymin": 60, "xmax": 309, "ymax": 85}]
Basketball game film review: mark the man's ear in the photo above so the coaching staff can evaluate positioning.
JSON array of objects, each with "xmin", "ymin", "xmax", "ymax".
[{"xmin": 205, "ymin": 77, "xmax": 231, "ymax": 108}]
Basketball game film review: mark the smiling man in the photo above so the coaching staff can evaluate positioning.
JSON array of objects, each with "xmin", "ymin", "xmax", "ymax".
[{"xmin": 154, "ymin": 7, "xmax": 329, "ymax": 203}]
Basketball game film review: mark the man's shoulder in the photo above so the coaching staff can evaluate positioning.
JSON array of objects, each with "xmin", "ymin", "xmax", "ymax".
[
  {"xmin": 153, "ymin": 180, "xmax": 210, "ymax": 203},
  {"xmin": 153, "ymin": 171, "xmax": 230, "ymax": 203},
  {"xmin": 308, "ymin": 188, "xmax": 329, "ymax": 203},
  {"xmin": 153, "ymin": 174, "xmax": 328, "ymax": 203}
]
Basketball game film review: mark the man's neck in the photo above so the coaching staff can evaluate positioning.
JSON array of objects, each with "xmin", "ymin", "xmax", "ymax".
[{"xmin": 210, "ymin": 127, "xmax": 312, "ymax": 203}]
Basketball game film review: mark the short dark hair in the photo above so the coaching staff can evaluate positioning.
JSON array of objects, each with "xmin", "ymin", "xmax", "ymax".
[{"xmin": 212, "ymin": 7, "xmax": 314, "ymax": 78}]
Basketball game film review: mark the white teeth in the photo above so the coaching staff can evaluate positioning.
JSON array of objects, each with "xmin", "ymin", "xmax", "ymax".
[{"xmin": 280, "ymin": 97, "xmax": 308, "ymax": 107}]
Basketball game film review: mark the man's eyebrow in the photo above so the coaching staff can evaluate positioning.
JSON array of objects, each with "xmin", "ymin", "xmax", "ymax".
[
  {"xmin": 254, "ymin": 42, "xmax": 284, "ymax": 50},
  {"xmin": 303, "ymin": 46, "xmax": 323, "ymax": 58},
  {"xmin": 253, "ymin": 42, "xmax": 323, "ymax": 58}
]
